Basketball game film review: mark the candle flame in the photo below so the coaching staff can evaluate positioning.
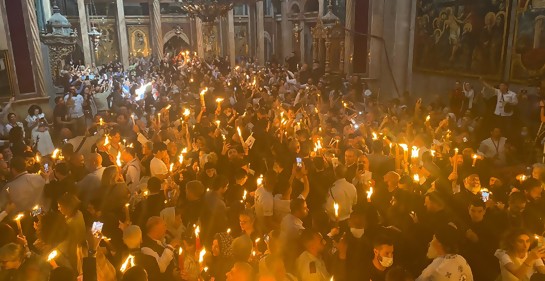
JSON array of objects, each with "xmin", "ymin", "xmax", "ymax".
[
  {"xmin": 169, "ymin": 163, "xmax": 174, "ymax": 172},
  {"xmin": 367, "ymin": 187, "xmax": 373, "ymax": 199},
  {"xmin": 51, "ymin": 149, "xmax": 60, "ymax": 159},
  {"xmin": 333, "ymin": 202, "xmax": 339, "ymax": 218},
  {"xmin": 200, "ymin": 88, "xmax": 208, "ymax": 96},
  {"xmin": 411, "ymin": 146, "xmax": 419, "ymax": 159},
  {"xmin": 195, "ymin": 225, "xmax": 200, "ymax": 237},
  {"xmin": 413, "ymin": 174, "xmax": 420, "ymax": 183},
  {"xmin": 35, "ymin": 154, "xmax": 40, "ymax": 163},
  {"xmin": 372, "ymin": 132, "xmax": 378, "ymax": 140},
  {"xmin": 120, "ymin": 255, "xmax": 135, "ymax": 273},
  {"xmin": 242, "ymin": 190, "xmax": 247, "ymax": 201},
  {"xmin": 104, "ymin": 136, "xmax": 109, "ymax": 146},
  {"xmin": 14, "ymin": 213, "xmax": 24, "ymax": 221},
  {"xmin": 472, "ymin": 154, "xmax": 477, "ymax": 159},
  {"xmin": 399, "ymin": 144, "xmax": 408, "ymax": 152},
  {"xmin": 256, "ymin": 175, "xmax": 263, "ymax": 186},
  {"xmin": 99, "ymin": 118, "xmax": 104, "ymax": 126},
  {"xmin": 237, "ymin": 127, "xmax": 242, "ymax": 138},
  {"xmin": 179, "ymin": 248, "xmax": 183, "ymax": 255},
  {"xmin": 198, "ymin": 249, "xmax": 206, "ymax": 263},
  {"xmin": 215, "ymin": 97, "xmax": 224, "ymax": 103},
  {"xmin": 183, "ymin": 108, "xmax": 191, "ymax": 117},
  {"xmin": 178, "ymin": 154, "xmax": 184, "ymax": 164},
  {"xmin": 47, "ymin": 250, "xmax": 58, "ymax": 262},
  {"xmin": 116, "ymin": 152, "xmax": 122, "ymax": 167},
  {"xmin": 165, "ymin": 104, "xmax": 172, "ymax": 111},
  {"xmin": 226, "ymin": 228, "xmax": 231, "ymax": 234},
  {"xmin": 182, "ymin": 147, "xmax": 188, "ymax": 154},
  {"xmin": 426, "ymin": 115, "xmax": 430, "ymax": 122}
]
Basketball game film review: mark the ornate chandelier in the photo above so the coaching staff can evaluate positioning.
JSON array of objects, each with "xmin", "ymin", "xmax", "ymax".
[{"xmin": 178, "ymin": 0, "xmax": 236, "ymax": 22}]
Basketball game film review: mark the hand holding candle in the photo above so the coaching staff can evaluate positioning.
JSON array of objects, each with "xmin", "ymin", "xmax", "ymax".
[{"xmin": 14, "ymin": 213, "xmax": 24, "ymax": 236}]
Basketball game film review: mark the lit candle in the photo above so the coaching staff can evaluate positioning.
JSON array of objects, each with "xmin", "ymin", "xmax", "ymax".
[
  {"xmin": 35, "ymin": 154, "xmax": 41, "ymax": 164},
  {"xmin": 120, "ymin": 255, "xmax": 135, "ymax": 273},
  {"xmin": 242, "ymin": 190, "xmax": 247, "ymax": 201},
  {"xmin": 104, "ymin": 136, "xmax": 109, "ymax": 146},
  {"xmin": 472, "ymin": 154, "xmax": 478, "ymax": 167},
  {"xmin": 178, "ymin": 248, "xmax": 184, "ymax": 273},
  {"xmin": 413, "ymin": 174, "xmax": 420, "ymax": 184},
  {"xmin": 425, "ymin": 115, "xmax": 430, "ymax": 122},
  {"xmin": 237, "ymin": 127, "xmax": 244, "ymax": 143},
  {"xmin": 47, "ymin": 250, "xmax": 58, "ymax": 262},
  {"xmin": 178, "ymin": 154, "xmax": 184, "ymax": 164},
  {"xmin": 216, "ymin": 97, "xmax": 224, "ymax": 108},
  {"xmin": 116, "ymin": 152, "xmax": 122, "ymax": 167},
  {"xmin": 99, "ymin": 118, "xmax": 104, "ymax": 126},
  {"xmin": 399, "ymin": 144, "xmax": 409, "ymax": 164},
  {"xmin": 333, "ymin": 202, "xmax": 339, "ymax": 221},
  {"xmin": 124, "ymin": 203, "xmax": 130, "ymax": 224},
  {"xmin": 195, "ymin": 225, "xmax": 201, "ymax": 251},
  {"xmin": 158, "ymin": 113, "xmax": 161, "ymax": 125},
  {"xmin": 372, "ymin": 132, "xmax": 378, "ymax": 140},
  {"xmin": 366, "ymin": 187, "xmax": 373, "ymax": 202},
  {"xmin": 215, "ymin": 120, "xmax": 220, "ymax": 129},
  {"xmin": 51, "ymin": 149, "xmax": 60, "ymax": 159},
  {"xmin": 198, "ymin": 248, "xmax": 206, "ymax": 268},
  {"xmin": 256, "ymin": 175, "xmax": 263, "ymax": 186},
  {"xmin": 183, "ymin": 108, "xmax": 191, "ymax": 117},
  {"xmin": 14, "ymin": 213, "xmax": 24, "ymax": 236},
  {"xmin": 130, "ymin": 114, "xmax": 135, "ymax": 126},
  {"xmin": 200, "ymin": 88, "xmax": 208, "ymax": 107},
  {"xmin": 169, "ymin": 163, "xmax": 174, "ymax": 172}
]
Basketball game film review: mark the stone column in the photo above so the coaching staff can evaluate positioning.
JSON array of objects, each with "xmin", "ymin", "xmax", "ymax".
[
  {"xmin": 280, "ymin": 0, "xmax": 292, "ymax": 60},
  {"xmin": 227, "ymin": 10, "xmax": 236, "ymax": 68},
  {"xmin": 256, "ymin": 0, "xmax": 265, "ymax": 65},
  {"xmin": 368, "ymin": 0, "xmax": 384, "ymax": 79},
  {"xmin": 77, "ymin": 0, "xmax": 92, "ymax": 66},
  {"xmin": 344, "ymin": 0, "xmax": 355, "ymax": 74},
  {"xmin": 299, "ymin": 21, "xmax": 305, "ymax": 63},
  {"xmin": 248, "ymin": 4, "xmax": 256, "ymax": 59},
  {"xmin": 196, "ymin": 18, "xmax": 205, "ymax": 58},
  {"xmin": 149, "ymin": 0, "xmax": 163, "ymax": 59},
  {"xmin": 115, "ymin": 0, "xmax": 129, "ymax": 69},
  {"xmin": 42, "ymin": 0, "xmax": 51, "ymax": 20},
  {"xmin": 21, "ymin": 0, "xmax": 46, "ymax": 96},
  {"xmin": 392, "ymin": 0, "xmax": 412, "ymax": 95}
]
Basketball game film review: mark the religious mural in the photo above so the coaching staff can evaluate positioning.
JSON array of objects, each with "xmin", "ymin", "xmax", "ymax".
[
  {"xmin": 234, "ymin": 24, "xmax": 249, "ymax": 59},
  {"xmin": 510, "ymin": 1, "xmax": 545, "ymax": 83},
  {"xmin": 95, "ymin": 24, "xmax": 120, "ymax": 66},
  {"xmin": 127, "ymin": 26, "xmax": 151, "ymax": 58},
  {"xmin": 413, "ymin": 0, "xmax": 509, "ymax": 79}
]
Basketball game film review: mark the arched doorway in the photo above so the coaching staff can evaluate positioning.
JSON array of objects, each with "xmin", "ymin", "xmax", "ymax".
[
  {"xmin": 163, "ymin": 36, "xmax": 190, "ymax": 56},
  {"xmin": 163, "ymin": 28, "xmax": 191, "ymax": 57}
]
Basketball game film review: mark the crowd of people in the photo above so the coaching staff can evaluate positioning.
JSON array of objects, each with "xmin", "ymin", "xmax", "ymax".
[{"xmin": 0, "ymin": 50, "xmax": 545, "ymax": 281}]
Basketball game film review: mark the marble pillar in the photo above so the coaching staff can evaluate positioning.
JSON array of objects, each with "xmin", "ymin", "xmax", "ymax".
[
  {"xmin": 227, "ymin": 10, "xmax": 236, "ymax": 68},
  {"xmin": 280, "ymin": 0, "xmax": 292, "ymax": 60},
  {"xmin": 344, "ymin": 0, "xmax": 355, "ymax": 74},
  {"xmin": 392, "ymin": 0, "xmax": 412, "ymax": 95},
  {"xmin": 21, "ymin": 0, "xmax": 47, "ymax": 96},
  {"xmin": 196, "ymin": 18, "xmax": 204, "ymax": 58},
  {"xmin": 77, "ymin": 0, "xmax": 92, "ymax": 65},
  {"xmin": 249, "ymin": 3, "xmax": 256, "ymax": 59},
  {"xmin": 0, "ymin": 0, "xmax": 18, "ymax": 96},
  {"xmin": 115, "ymin": 0, "xmax": 129, "ymax": 69},
  {"xmin": 299, "ymin": 21, "xmax": 305, "ymax": 64},
  {"xmin": 368, "ymin": 0, "xmax": 384, "ymax": 79},
  {"xmin": 256, "ymin": 0, "xmax": 265, "ymax": 65},
  {"xmin": 149, "ymin": 0, "xmax": 163, "ymax": 59},
  {"xmin": 42, "ymin": 0, "xmax": 51, "ymax": 20}
]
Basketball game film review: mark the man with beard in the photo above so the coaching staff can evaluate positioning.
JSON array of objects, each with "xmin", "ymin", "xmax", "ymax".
[
  {"xmin": 417, "ymin": 224, "xmax": 473, "ymax": 281},
  {"xmin": 452, "ymin": 173, "xmax": 482, "ymax": 217}
]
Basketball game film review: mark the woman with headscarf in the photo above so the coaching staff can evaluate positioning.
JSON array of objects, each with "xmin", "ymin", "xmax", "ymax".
[{"xmin": 209, "ymin": 231, "xmax": 235, "ymax": 281}]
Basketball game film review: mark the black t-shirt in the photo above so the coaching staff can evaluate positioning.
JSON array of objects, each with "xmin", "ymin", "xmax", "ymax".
[
  {"xmin": 53, "ymin": 104, "xmax": 68, "ymax": 128},
  {"xmin": 368, "ymin": 261, "xmax": 388, "ymax": 281}
]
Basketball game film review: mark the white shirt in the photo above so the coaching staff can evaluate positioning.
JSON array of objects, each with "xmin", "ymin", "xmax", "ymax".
[
  {"xmin": 416, "ymin": 254, "xmax": 473, "ymax": 281},
  {"xmin": 64, "ymin": 94, "xmax": 85, "ymax": 118},
  {"xmin": 324, "ymin": 178, "xmax": 357, "ymax": 221},
  {"xmin": 463, "ymin": 88, "xmax": 474, "ymax": 109},
  {"xmin": 296, "ymin": 251, "xmax": 330, "ymax": 281},
  {"xmin": 6, "ymin": 172, "xmax": 45, "ymax": 213},
  {"xmin": 150, "ymin": 157, "xmax": 168, "ymax": 177},
  {"xmin": 280, "ymin": 213, "xmax": 305, "ymax": 241},
  {"xmin": 123, "ymin": 158, "xmax": 141, "ymax": 194},
  {"xmin": 255, "ymin": 186, "xmax": 274, "ymax": 219},
  {"xmin": 478, "ymin": 137, "xmax": 507, "ymax": 166},
  {"xmin": 93, "ymin": 91, "xmax": 110, "ymax": 112},
  {"xmin": 495, "ymin": 249, "xmax": 544, "ymax": 281},
  {"xmin": 273, "ymin": 193, "xmax": 305, "ymax": 222},
  {"xmin": 493, "ymin": 89, "xmax": 518, "ymax": 117}
]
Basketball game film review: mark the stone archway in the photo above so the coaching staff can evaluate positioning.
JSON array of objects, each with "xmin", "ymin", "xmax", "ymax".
[{"xmin": 163, "ymin": 29, "xmax": 191, "ymax": 56}]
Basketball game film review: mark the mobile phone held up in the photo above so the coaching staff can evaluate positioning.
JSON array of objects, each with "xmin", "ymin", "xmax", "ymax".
[
  {"xmin": 296, "ymin": 157, "xmax": 303, "ymax": 168},
  {"xmin": 91, "ymin": 221, "xmax": 104, "ymax": 237}
]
